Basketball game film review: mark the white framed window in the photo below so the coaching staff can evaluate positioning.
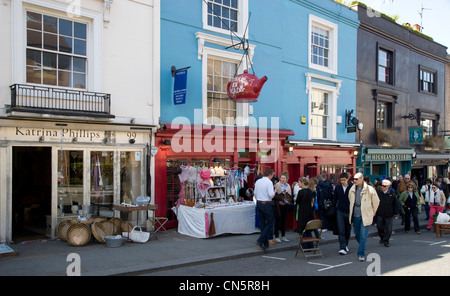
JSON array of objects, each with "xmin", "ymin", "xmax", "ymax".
[
  {"xmin": 207, "ymin": 57, "xmax": 238, "ymax": 125},
  {"xmin": 202, "ymin": 0, "xmax": 249, "ymax": 37},
  {"xmin": 12, "ymin": 1, "xmax": 103, "ymax": 92},
  {"xmin": 310, "ymin": 90, "xmax": 329, "ymax": 139},
  {"xmin": 308, "ymin": 14, "xmax": 338, "ymax": 75},
  {"xmin": 306, "ymin": 73, "xmax": 341, "ymax": 141},
  {"xmin": 26, "ymin": 11, "xmax": 88, "ymax": 89},
  {"xmin": 197, "ymin": 32, "xmax": 255, "ymax": 126}
]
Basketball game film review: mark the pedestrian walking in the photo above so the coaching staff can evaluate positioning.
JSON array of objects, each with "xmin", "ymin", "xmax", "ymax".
[
  {"xmin": 254, "ymin": 168, "xmax": 276, "ymax": 250},
  {"xmin": 332, "ymin": 172, "xmax": 353, "ymax": 255},
  {"xmin": 420, "ymin": 178, "xmax": 433, "ymax": 220},
  {"xmin": 295, "ymin": 177, "xmax": 315, "ymax": 234},
  {"xmin": 396, "ymin": 174, "xmax": 410, "ymax": 225},
  {"xmin": 273, "ymin": 171, "xmax": 292, "ymax": 243},
  {"xmin": 316, "ymin": 175, "xmax": 331, "ymax": 231},
  {"xmin": 348, "ymin": 172, "xmax": 380, "ymax": 262},
  {"xmin": 425, "ymin": 182, "xmax": 446, "ymax": 230},
  {"xmin": 376, "ymin": 179, "xmax": 398, "ymax": 247},
  {"xmin": 398, "ymin": 182, "xmax": 422, "ymax": 234},
  {"xmin": 295, "ymin": 177, "xmax": 316, "ymax": 249}
]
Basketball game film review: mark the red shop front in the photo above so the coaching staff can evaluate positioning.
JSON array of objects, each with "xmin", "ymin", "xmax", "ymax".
[
  {"xmin": 281, "ymin": 142, "xmax": 360, "ymax": 229},
  {"xmin": 154, "ymin": 124, "xmax": 294, "ymax": 229}
]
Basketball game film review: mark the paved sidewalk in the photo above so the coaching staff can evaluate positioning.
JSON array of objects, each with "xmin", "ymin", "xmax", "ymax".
[{"xmin": 0, "ymin": 211, "xmax": 431, "ymax": 276}]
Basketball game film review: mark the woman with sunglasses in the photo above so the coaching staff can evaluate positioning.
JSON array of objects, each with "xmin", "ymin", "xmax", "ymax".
[
  {"xmin": 398, "ymin": 182, "xmax": 423, "ymax": 234},
  {"xmin": 425, "ymin": 183, "xmax": 447, "ymax": 230}
]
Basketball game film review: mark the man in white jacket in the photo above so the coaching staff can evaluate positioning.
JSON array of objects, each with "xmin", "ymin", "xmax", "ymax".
[{"xmin": 348, "ymin": 173, "xmax": 380, "ymax": 262}]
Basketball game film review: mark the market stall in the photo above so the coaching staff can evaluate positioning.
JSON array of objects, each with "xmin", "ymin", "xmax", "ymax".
[
  {"xmin": 171, "ymin": 162, "xmax": 261, "ymax": 238},
  {"xmin": 173, "ymin": 202, "xmax": 258, "ymax": 238}
]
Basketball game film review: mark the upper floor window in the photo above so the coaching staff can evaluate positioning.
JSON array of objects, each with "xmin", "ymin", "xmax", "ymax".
[
  {"xmin": 203, "ymin": 0, "xmax": 248, "ymax": 37},
  {"xmin": 309, "ymin": 15, "xmax": 338, "ymax": 75},
  {"xmin": 310, "ymin": 89, "xmax": 329, "ymax": 139},
  {"xmin": 421, "ymin": 118, "xmax": 434, "ymax": 138},
  {"xmin": 376, "ymin": 101, "xmax": 393, "ymax": 130},
  {"xmin": 207, "ymin": 57, "xmax": 237, "ymax": 125},
  {"xmin": 419, "ymin": 67, "xmax": 437, "ymax": 94},
  {"xmin": 26, "ymin": 11, "xmax": 87, "ymax": 89},
  {"xmin": 206, "ymin": 0, "xmax": 238, "ymax": 32},
  {"xmin": 306, "ymin": 73, "xmax": 341, "ymax": 141},
  {"xmin": 378, "ymin": 48, "xmax": 394, "ymax": 85}
]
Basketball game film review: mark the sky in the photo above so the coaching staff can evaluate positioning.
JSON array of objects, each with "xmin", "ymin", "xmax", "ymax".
[{"xmin": 359, "ymin": 0, "xmax": 450, "ymax": 49}]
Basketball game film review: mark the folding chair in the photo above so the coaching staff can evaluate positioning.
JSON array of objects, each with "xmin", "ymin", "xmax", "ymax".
[
  {"xmin": 295, "ymin": 219, "xmax": 324, "ymax": 260},
  {"xmin": 154, "ymin": 217, "xmax": 168, "ymax": 234}
]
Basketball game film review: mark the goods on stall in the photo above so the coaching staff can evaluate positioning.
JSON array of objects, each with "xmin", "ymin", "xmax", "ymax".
[{"xmin": 175, "ymin": 163, "xmax": 254, "ymax": 208}]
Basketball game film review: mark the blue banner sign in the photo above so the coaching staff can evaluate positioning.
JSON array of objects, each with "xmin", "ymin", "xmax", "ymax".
[{"xmin": 173, "ymin": 69, "xmax": 188, "ymax": 105}]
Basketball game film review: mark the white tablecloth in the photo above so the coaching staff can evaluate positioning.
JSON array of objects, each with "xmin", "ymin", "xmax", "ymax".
[{"xmin": 173, "ymin": 202, "xmax": 260, "ymax": 238}]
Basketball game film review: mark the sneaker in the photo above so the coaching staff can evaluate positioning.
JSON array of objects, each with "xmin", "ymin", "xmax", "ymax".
[
  {"xmin": 338, "ymin": 249, "xmax": 347, "ymax": 255},
  {"xmin": 358, "ymin": 256, "xmax": 365, "ymax": 262},
  {"xmin": 268, "ymin": 239, "xmax": 277, "ymax": 245},
  {"xmin": 274, "ymin": 237, "xmax": 282, "ymax": 243},
  {"xmin": 346, "ymin": 246, "xmax": 349, "ymax": 252},
  {"xmin": 280, "ymin": 236, "xmax": 289, "ymax": 242}
]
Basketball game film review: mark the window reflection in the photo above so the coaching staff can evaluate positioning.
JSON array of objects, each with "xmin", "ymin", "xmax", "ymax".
[
  {"xmin": 57, "ymin": 150, "xmax": 83, "ymax": 216},
  {"xmin": 90, "ymin": 151, "xmax": 114, "ymax": 216}
]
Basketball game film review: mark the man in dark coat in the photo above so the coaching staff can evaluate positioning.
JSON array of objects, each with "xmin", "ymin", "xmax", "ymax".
[
  {"xmin": 376, "ymin": 179, "xmax": 398, "ymax": 247},
  {"xmin": 332, "ymin": 172, "xmax": 353, "ymax": 255}
]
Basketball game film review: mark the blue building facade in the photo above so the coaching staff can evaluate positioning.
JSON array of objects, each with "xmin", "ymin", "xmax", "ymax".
[{"xmin": 156, "ymin": 0, "xmax": 359, "ymax": 223}]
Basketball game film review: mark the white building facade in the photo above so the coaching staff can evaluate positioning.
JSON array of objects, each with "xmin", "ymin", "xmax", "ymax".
[{"xmin": 0, "ymin": 0, "xmax": 160, "ymax": 243}]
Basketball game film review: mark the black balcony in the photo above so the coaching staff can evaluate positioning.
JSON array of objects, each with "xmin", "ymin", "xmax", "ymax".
[{"xmin": 9, "ymin": 84, "xmax": 114, "ymax": 118}]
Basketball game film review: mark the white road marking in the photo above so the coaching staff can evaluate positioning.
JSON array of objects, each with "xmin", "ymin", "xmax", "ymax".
[
  {"xmin": 308, "ymin": 261, "xmax": 353, "ymax": 271},
  {"xmin": 414, "ymin": 240, "xmax": 447, "ymax": 246},
  {"xmin": 262, "ymin": 255, "xmax": 286, "ymax": 261}
]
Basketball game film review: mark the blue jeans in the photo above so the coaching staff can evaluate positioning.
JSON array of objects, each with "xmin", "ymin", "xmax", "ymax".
[
  {"xmin": 256, "ymin": 202, "xmax": 274, "ymax": 246},
  {"xmin": 336, "ymin": 209, "xmax": 351, "ymax": 250},
  {"xmin": 352, "ymin": 216, "xmax": 370, "ymax": 258}
]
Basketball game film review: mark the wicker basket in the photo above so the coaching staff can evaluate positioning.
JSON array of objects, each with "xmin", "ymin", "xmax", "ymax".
[
  {"xmin": 129, "ymin": 226, "xmax": 150, "ymax": 243},
  {"xmin": 56, "ymin": 220, "xmax": 73, "ymax": 242},
  {"xmin": 121, "ymin": 221, "xmax": 134, "ymax": 233},
  {"xmin": 67, "ymin": 223, "xmax": 91, "ymax": 247},
  {"xmin": 110, "ymin": 217, "xmax": 123, "ymax": 235},
  {"xmin": 92, "ymin": 221, "xmax": 114, "ymax": 243},
  {"xmin": 104, "ymin": 235, "xmax": 124, "ymax": 248}
]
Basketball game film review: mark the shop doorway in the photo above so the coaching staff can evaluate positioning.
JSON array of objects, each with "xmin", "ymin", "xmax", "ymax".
[{"xmin": 12, "ymin": 147, "xmax": 52, "ymax": 242}]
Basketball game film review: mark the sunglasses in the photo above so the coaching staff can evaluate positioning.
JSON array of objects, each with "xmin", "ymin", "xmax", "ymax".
[
  {"xmin": 381, "ymin": 184, "xmax": 389, "ymax": 187},
  {"xmin": 353, "ymin": 178, "xmax": 360, "ymax": 181}
]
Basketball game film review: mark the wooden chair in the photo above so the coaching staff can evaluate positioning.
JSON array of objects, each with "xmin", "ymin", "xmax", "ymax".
[{"xmin": 295, "ymin": 219, "xmax": 324, "ymax": 259}]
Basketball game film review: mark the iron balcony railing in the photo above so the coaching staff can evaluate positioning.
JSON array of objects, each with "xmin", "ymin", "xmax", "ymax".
[{"xmin": 10, "ymin": 84, "xmax": 112, "ymax": 116}]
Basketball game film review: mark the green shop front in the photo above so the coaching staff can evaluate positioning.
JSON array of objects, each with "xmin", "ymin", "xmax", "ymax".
[{"xmin": 358, "ymin": 148, "xmax": 414, "ymax": 181}]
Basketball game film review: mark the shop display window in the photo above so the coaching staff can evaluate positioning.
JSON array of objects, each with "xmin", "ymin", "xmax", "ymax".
[
  {"xmin": 90, "ymin": 151, "xmax": 114, "ymax": 216},
  {"xmin": 119, "ymin": 151, "xmax": 143, "ymax": 221},
  {"xmin": 57, "ymin": 150, "xmax": 83, "ymax": 216}
]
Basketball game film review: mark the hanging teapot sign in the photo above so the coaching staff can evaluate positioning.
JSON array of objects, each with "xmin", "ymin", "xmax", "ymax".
[{"xmin": 227, "ymin": 70, "xmax": 268, "ymax": 103}]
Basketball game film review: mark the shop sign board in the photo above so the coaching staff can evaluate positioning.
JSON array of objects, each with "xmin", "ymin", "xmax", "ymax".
[
  {"xmin": 0, "ymin": 126, "xmax": 145, "ymax": 144},
  {"xmin": 173, "ymin": 69, "xmax": 188, "ymax": 105},
  {"xmin": 365, "ymin": 153, "xmax": 412, "ymax": 162},
  {"xmin": 409, "ymin": 127, "xmax": 423, "ymax": 144}
]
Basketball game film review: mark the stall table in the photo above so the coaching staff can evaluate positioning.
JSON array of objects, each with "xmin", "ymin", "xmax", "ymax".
[
  {"xmin": 112, "ymin": 204, "xmax": 158, "ymax": 236},
  {"xmin": 173, "ymin": 201, "xmax": 259, "ymax": 238},
  {"xmin": 434, "ymin": 222, "xmax": 450, "ymax": 238}
]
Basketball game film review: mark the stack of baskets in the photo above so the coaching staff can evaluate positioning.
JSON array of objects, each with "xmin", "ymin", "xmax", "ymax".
[{"xmin": 57, "ymin": 217, "xmax": 151, "ymax": 247}]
